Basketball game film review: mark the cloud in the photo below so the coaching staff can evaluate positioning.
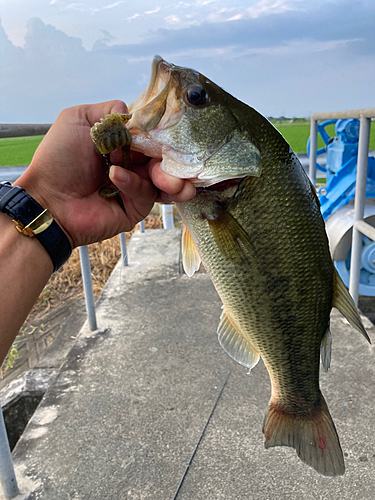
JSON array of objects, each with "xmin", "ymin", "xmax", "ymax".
[
  {"xmin": 127, "ymin": 13, "xmax": 141, "ymax": 21},
  {"xmin": 65, "ymin": 1, "xmax": 123, "ymax": 13},
  {"xmin": 165, "ymin": 15, "xmax": 181, "ymax": 24},
  {"xmin": 247, "ymin": 0, "xmax": 303, "ymax": 18},
  {"xmin": 227, "ymin": 14, "xmax": 243, "ymax": 21},
  {"xmin": 137, "ymin": 0, "xmax": 374, "ymax": 58},
  {"xmin": 145, "ymin": 7, "xmax": 161, "ymax": 15},
  {"xmin": 195, "ymin": 0, "xmax": 217, "ymax": 5},
  {"xmin": 126, "ymin": 5, "xmax": 161, "ymax": 23},
  {"xmin": 0, "ymin": 1, "xmax": 374, "ymax": 122}
]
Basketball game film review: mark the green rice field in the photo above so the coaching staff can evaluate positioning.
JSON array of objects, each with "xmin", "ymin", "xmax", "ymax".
[
  {"xmin": 272, "ymin": 119, "xmax": 375, "ymax": 154},
  {"xmin": 0, "ymin": 135, "xmax": 44, "ymax": 166},
  {"xmin": 0, "ymin": 120, "xmax": 374, "ymax": 166}
]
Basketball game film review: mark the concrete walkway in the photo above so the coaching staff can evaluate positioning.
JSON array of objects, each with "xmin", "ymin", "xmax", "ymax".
[{"xmin": 6, "ymin": 230, "xmax": 375, "ymax": 500}]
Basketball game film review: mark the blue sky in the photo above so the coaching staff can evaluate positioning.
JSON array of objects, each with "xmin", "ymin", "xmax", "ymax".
[{"xmin": 0, "ymin": 0, "xmax": 374, "ymax": 122}]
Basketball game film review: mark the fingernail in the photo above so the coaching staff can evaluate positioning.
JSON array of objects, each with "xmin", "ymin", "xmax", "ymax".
[{"xmin": 109, "ymin": 165, "xmax": 130, "ymax": 183}]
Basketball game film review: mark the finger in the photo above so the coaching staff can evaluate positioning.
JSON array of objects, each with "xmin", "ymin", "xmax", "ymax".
[
  {"xmin": 149, "ymin": 160, "xmax": 196, "ymax": 202},
  {"xmin": 157, "ymin": 180, "xmax": 196, "ymax": 203},
  {"xmin": 149, "ymin": 160, "xmax": 186, "ymax": 195},
  {"xmin": 83, "ymin": 100, "xmax": 129, "ymax": 127},
  {"xmin": 109, "ymin": 165, "xmax": 157, "ymax": 208}
]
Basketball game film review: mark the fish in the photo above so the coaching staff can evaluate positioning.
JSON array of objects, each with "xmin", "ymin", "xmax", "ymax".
[{"xmin": 92, "ymin": 56, "xmax": 371, "ymax": 477}]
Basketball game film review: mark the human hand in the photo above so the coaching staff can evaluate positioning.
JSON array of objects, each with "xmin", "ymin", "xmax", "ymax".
[{"xmin": 16, "ymin": 100, "xmax": 195, "ymax": 248}]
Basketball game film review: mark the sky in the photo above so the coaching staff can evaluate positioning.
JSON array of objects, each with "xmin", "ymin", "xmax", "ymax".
[{"xmin": 0, "ymin": 0, "xmax": 374, "ymax": 123}]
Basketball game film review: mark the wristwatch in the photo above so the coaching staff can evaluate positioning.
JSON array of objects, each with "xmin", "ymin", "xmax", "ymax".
[{"xmin": 0, "ymin": 181, "xmax": 72, "ymax": 272}]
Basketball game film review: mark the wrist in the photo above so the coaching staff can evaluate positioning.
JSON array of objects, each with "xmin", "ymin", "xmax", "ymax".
[
  {"xmin": 0, "ymin": 210, "xmax": 53, "ymax": 273},
  {"xmin": 15, "ymin": 170, "xmax": 75, "ymax": 248},
  {"xmin": 0, "ymin": 181, "xmax": 73, "ymax": 272}
]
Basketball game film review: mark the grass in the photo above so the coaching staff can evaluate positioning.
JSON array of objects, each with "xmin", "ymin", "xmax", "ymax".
[
  {"xmin": 271, "ymin": 119, "xmax": 375, "ymax": 153},
  {"xmin": 0, "ymin": 344, "xmax": 20, "ymax": 374},
  {"xmin": 1, "ymin": 120, "xmax": 374, "ymax": 166},
  {"xmin": 0, "ymin": 135, "xmax": 44, "ymax": 166}
]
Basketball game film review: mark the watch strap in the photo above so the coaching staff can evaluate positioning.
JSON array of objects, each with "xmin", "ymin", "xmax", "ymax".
[{"xmin": 0, "ymin": 182, "xmax": 72, "ymax": 272}]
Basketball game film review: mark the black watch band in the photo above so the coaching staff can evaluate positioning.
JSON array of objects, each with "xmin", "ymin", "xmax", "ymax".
[{"xmin": 0, "ymin": 181, "xmax": 72, "ymax": 272}]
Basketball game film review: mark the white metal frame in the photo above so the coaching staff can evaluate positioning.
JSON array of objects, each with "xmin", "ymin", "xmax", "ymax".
[{"xmin": 309, "ymin": 108, "xmax": 375, "ymax": 306}]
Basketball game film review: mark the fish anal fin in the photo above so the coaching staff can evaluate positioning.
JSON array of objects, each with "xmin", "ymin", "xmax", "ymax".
[
  {"xmin": 320, "ymin": 326, "xmax": 332, "ymax": 373},
  {"xmin": 218, "ymin": 309, "xmax": 260, "ymax": 371},
  {"xmin": 182, "ymin": 224, "xmax": 201, "ymax": 277},
  {"xmin": 263, "ymin": 395, "xmax": 345, "ymax": 477},
  {"xmin": 332, "ymin": 268, "xmax": 371, "ymax": 343}
]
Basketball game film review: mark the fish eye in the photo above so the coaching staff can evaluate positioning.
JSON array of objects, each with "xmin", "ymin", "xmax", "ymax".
[{"xmin": 186, "ymin": 85, "xmax": 207, "ymax": 106}]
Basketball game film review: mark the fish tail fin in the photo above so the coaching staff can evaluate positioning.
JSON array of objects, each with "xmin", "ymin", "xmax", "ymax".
[{"xmin": 262, "ymin": 394, "xmax": 345, "ymax": 477}]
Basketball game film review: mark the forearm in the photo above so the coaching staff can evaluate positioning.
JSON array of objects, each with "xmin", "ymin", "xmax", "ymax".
[{"xmin": 0, "ymin": 212, "xmax": 53, "ymax": 364}]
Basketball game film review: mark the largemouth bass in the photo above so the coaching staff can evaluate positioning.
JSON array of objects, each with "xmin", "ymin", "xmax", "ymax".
[{"xmin": 91, "ymin": 56, "xmax": 370, "ymax": 477}]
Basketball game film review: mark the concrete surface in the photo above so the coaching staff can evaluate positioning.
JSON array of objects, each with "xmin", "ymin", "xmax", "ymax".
[
  {"xmin": 0, "ymin": 298, "xmax": 87, "ymax": 393},
  {"xmin": 5, "ymin": 229, "xmax": 375, "ymax": 500}
]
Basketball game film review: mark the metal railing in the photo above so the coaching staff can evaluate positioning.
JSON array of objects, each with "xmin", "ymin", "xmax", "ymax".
[
  {"xmin": 309, "ymin": 108, "xmax": 375, "ymax": 306},
  {"xmin": 0, "ymin": 124, "xmax": 174, "ymax": 499}
]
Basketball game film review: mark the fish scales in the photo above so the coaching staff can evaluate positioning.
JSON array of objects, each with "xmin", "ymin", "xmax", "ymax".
[
  {"xmin": 90, "ymin": 56, "xmax": 370, "ymax": 477},
  {"xmin": 177, "ymin": 152, "xmax": 333, "ymax": 411}
]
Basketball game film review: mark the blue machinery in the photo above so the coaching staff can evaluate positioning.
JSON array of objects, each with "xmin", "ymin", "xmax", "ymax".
[{"xmin": 308, "ymin": 108, "xmax": 375, "ymax": 303}]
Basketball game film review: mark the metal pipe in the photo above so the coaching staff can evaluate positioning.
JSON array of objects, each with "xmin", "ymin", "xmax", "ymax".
[
  {"xmin": 139, "ymin": 220, "xmax": 145, "ymax": 233},
  {"xmin": 161, "ymin": 204, "xmax": 175, "ymax": 229},
  {"xmin": 312, "ymin": 108, "xmax": 375, "ymax": 121},
  {"xmin": 79, "ymin": 246, "xmax": 98, "ymax": 331},
  {"xmin": 355, "ymin": 220, "xmax": 375, "ymax": 242},
  {"xmin": 119, "ymin": 232, "xmax": 128, "ymax": 266},
  {"xmin": 349, "ymin": 116, "xmax": 372, "ymax": 305},
  {"xmin": 0, "ymin": 123, "xmax": 51, "ymax": 139},
  {"xmin": 309, "ymin": 118, "xmax": 318, "ymax": 186},
  {"xmin": 0, "ymin": 406, "xmax": 20, "ymax": 499}
]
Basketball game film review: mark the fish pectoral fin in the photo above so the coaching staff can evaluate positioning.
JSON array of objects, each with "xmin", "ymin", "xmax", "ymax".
[
  {"xmin": 263, "ymin": 393, "xmax": 345, "ymax": 477},
  {"xmin": 332, "ymin": 268, "xmax": 371, "ymax": 343},
  {"xmin": 320, "ymin": 326, "xmax": 332, "ymax": 373},
  {"xmin": 207, "ymin": 203, "xmax": 254, "ymax": 262},
  {"xmin": 218, "ymin": 309, "xmax": 260, "ymax": 371},
  {"xmin": 181, "ymin": 224, "xmax": 201, "ymax": 277}
]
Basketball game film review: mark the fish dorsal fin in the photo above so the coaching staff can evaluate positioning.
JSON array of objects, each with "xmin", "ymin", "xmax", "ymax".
[
  {"xmin": 218, "ymin": 309, "xmax": 260, "ymax": 371},
  {"xmin": 320, "ymin": 326, "xmax": 332, "ymax": 373},
  {"xmin": 182, "ymin": 224, "xmax": 201, "ymax": 277},
  {"xmin": 332, "ymin": 268, "xmax": 371, "ymax": 343}
]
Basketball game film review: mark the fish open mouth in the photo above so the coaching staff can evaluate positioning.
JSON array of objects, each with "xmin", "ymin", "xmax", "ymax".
[
  {"xmin": 129, "ymin": 56, "xmax": 170, "ymax": 113},
  {"xmin": 127, "ymin": 56, "xmax": 260, "ymax": 188},
  {"xmin": 128, "ymin": 56, "xmax": 180, "ymax": 133}
]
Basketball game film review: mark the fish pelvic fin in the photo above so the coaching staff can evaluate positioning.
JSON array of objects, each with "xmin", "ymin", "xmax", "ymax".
[
  {"xmin": 218, "ymin": 309, "xmax": 260, "ymax": 371},
  {"xmin": 262, "ymin": 394, "xmax": 345, "ymax": 477},
  {"xmin": 181, "ymin": 224, "xmax": 201, "ymax": 277},
  {"xmin": 332, "ymin": 268, "xmax": 371, "ymax": 343}
]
